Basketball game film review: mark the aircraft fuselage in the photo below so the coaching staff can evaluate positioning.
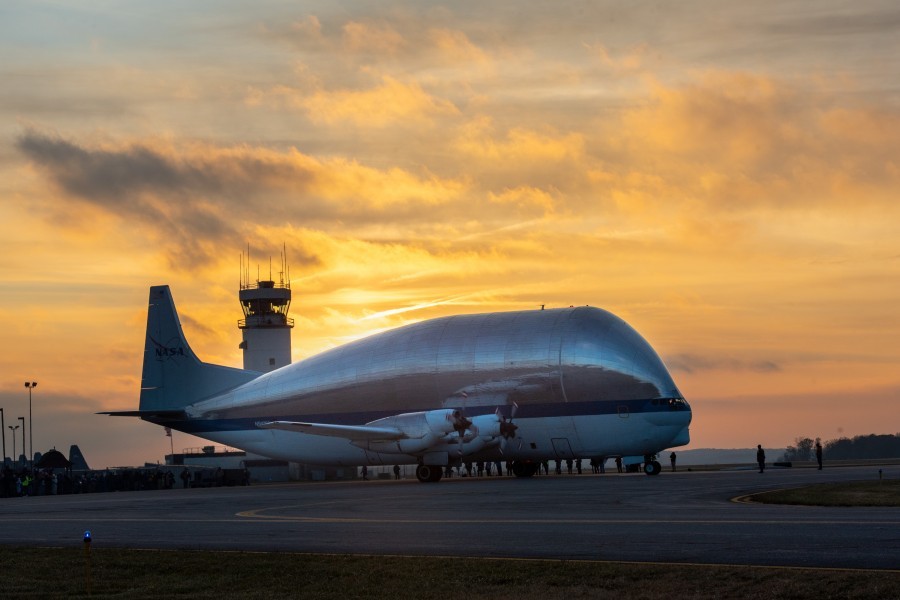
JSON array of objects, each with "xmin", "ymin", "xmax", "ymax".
[{"xmin": 171, "ymin": 305, "xmax": 691, "ymax": 467}]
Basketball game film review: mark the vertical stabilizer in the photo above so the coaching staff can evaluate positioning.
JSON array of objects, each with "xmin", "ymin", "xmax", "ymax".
[
  {"xmin": 68, "ymin": 444, "xmax": 90, "ymax": 471},
  {"xmin": 140, "ymin": 286, "xmax": 260, "ymax": 412}
]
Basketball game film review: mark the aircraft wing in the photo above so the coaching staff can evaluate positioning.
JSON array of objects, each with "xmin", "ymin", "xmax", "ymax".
[
  {"xmin": 257, "ymin": 420, "xmax": 405, "ymax": 441},
  {"xmin": 98, "ymin": 410, "xmax": 187, "ymax": 420}
]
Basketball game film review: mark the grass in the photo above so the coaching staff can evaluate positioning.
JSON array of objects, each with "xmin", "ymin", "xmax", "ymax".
[
  {"xmin": 750, "ymin": 479, "xmax": 900, "ymax": 507},
  {"xmin": 0, "ymin": 547, "xmax": 898, "ymax": 599}
]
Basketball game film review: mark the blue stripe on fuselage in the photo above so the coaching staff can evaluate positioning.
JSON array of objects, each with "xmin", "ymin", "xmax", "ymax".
[{"xmin": 151, "ymin": 399, "xmax": 688, "ymax": 435}]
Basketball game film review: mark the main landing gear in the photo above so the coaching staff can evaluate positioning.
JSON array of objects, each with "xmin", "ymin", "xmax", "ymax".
[
  {"xmin": 643, "ymin": 456, "xmax": 662, "ymax": 476},
  {"xmin": 511, "ymin": 460, "xmax": 538, "ymax": 478},
  {"xmin": 415, "ymin": 464, "xmax": 444, "ymax": 483}
]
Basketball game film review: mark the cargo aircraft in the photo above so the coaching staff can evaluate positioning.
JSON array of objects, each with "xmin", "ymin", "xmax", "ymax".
[{"xmin": 103, "ymin": 286, "xmax": 691, "ymax": 482}]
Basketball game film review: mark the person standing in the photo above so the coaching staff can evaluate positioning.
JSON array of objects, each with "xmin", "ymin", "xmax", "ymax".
[
  {"xmin": 756, "ymin": 445, "xmax": 766, "ymax": 473},
  {"xmin": 815, "ymin": 441, "xmax": 823, "ymax": 470},
  {"xmin": 393, "ymin": 464, "xmax": 401, "ymax": 480},
  {"xmin": 669, "ymin": 452, "xmax": 677, "ymax": 472}
]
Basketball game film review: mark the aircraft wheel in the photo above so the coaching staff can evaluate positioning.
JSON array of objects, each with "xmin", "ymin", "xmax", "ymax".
[
  {"xmin": 511, "ymin": 461, "xmax": 536, "ymax": 478},
  {"xmin": 643, "ymin": 460, "xmax": 662, "ymax": 476},
  {"xmin": 416, "ymin": 464, "xmax": 443, "ymax": 483}
]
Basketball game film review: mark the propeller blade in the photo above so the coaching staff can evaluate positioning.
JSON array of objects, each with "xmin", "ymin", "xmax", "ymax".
[
  {"xmin": 499, "ymin": 402, "xmax": 519, "ymax": 440},
  {"xmin": 449, "ymin": 409, "xmax": 472, "ymax": 436},
  {"xmin": 499, "ymin": 420, "xmax": 518, "ymax": 439}
]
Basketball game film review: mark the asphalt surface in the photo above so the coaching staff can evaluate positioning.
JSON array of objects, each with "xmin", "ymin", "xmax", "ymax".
[{"xmin": 2, "ymin": 465, "xmax": 898, "ymax": 570}]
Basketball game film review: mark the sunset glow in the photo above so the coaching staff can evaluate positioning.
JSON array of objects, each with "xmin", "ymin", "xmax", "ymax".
[{"xmin": 1, "ymin": 1, "xmax": 898, "ymax": 468}]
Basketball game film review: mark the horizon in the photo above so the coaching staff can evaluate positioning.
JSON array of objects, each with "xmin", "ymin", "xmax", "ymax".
[{"xmin": 1, "ymin": 1, "xmax": 899, "ymax": 469}]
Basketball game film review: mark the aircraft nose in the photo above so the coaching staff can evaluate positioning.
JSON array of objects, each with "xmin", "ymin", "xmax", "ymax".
[
  {"xmin": 667, "ymin": 401, "xmax": 691, "ymax": 446},
  {"xmin": 670, "ymin": 424, "xmax": 691, "ymax": 447}
]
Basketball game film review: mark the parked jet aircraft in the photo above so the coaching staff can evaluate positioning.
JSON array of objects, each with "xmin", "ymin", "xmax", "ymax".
[{"xmin": 103, "ymin": 286, "xmax": 691, "ymax": 482}]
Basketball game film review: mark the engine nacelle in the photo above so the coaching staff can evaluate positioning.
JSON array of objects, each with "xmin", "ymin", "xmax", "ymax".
[
  {"xmin": 429, "ymin": 413, "xmax": 504, "ymax": 456},
  {"xmin": 467, "ymin": 413, "xmax": 502, "ymax": 439},
  {"xmin": 432, "ymin": 435, "xmax": 500, "ymax": 456},
  {"xmin": 352, "ymin": 409, "xmax": 466, "ymax": 455}
]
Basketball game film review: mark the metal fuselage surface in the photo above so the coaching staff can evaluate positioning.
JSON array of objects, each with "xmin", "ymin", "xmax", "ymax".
[{"xmin": 176, "ymin": 306, "xmax": 691, "ymax": 466}]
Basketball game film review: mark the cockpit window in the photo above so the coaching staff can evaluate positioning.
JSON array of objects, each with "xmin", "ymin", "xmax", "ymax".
[{"xmin": 651, "ymin": 397, "xmax": 689, "ymax": 409}]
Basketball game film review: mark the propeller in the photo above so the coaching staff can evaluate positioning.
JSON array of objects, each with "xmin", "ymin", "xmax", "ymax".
[
  {"xmin": 449, "ymin": 409, "xmax": 472, "ymax": 457},
  {"xmin": 498, "ymin": 402, "xmax": 519, "ymax": 454},
  {"xmin": 449, "ymin": 408, "xmax": 472, "ymax": 435}
]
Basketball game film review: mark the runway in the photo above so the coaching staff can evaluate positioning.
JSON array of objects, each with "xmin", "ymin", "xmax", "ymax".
[{"xmin": 1, "ymin": 465, "xmax": 898, "ymax": 570}]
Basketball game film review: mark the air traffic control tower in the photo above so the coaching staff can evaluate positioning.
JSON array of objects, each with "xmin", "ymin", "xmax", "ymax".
[{"xmin": 238, "ymin": 251, "xmax": 294, "ymax": 372}]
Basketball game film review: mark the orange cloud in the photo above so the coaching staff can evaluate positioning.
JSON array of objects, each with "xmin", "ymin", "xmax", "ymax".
[
  {"xmin": 586, "ymin": 42, "xmax": 653, "ymax": 74},
  {"xmin": 455, "ymin": 117, "xmax": 585, "ymax": 163},
  {"xmin": 428, "ymin": 28, "xmax": 490, "ymax": 66},
  {"xmin": 487, "ymin": 186, "xmax": 558, "ymax": 216},
  {"xmin": 620, "ymin": 72, "xmax": 796, "ymax": 164},
  {"xmin": 259, "ymin": 75, "xmax": 459, "ymax": 126},
  {"xmin": 342, "ymin": 21, "xmax": 406, "ymax": 55}
]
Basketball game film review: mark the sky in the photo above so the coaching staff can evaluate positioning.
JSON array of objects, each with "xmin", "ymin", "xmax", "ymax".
[{"xmin": 1, "ymin": 1, "xmax": 899, "ymax": 469}]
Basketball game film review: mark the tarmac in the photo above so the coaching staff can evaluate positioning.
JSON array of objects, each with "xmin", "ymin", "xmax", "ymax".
[{"xmin": 1, "ymin": 464, "xmax": 898, "ymax": 570}]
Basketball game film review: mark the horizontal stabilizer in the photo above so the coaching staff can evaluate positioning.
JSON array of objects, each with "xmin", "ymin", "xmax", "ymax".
[
  {"xmin": 257, "ymin": 420, "xmax": 404, "ymax": 441},
  {"xmin": 98, "ymin": 409, "xmax": 187, "ymax": 420}
]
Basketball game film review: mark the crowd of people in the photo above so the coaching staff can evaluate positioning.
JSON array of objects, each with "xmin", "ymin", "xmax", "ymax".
[
  {"xmin": 445, "ymin": 457, "xmax": 664, "ymax": 477},
  {"xmin": 0, "ymin": 465, "xmax": 246, "ymax": 498},
  {"xmin": 427, "ymin": 458, "xmax": 629, "ymax": 478}
]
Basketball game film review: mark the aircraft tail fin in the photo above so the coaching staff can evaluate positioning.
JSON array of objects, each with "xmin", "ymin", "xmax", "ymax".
[
  {"xmin": 139, "ymin": 285, "xmax": 260, "ymax": 412},
  {"xmin": 68, "ymin": 444, "xmax": 91, "ymax": 471}
]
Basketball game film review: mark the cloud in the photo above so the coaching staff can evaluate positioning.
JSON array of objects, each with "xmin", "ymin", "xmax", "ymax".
[
  {"xmin": 585, "ymin": 42, "xmax": 654, "ymax": 74},
  {"xmin": 764, "ymin": 5, "xmax": 900, "ymax": 37},
  {"xmin": 427, "ymin": 27, "xmax": 490, "ymax": 66},
  {"xmin": 608, "ymin": 71, "xmax": 900, "ymax": 215},
  {"xmin": 619, "ymin": 72, "xmax": 801, "ymax": 166},
  {"xmin": 271, "ymin": 14, "xmax": 492, "ymax": 61},
  {"xmin": 487, "ymin": 186, "xmax": 558, "ymax": 216},
  {"xmin": 665, "ymin": 353, "xmax": 781, "ymax": 374},
  {"xmin": 456, "ymin": 118, "xmax": 585, "ymax": 162},
  {"xmin": 342, "ymin": 21, "xmax": 406, "ymax": 56},
  {"xmin": 266, "ymin": 75, "xmax": 460, "ymax": 126},
  {"xmin": 14, "ymin": 128, "xmax": 470, "ymax": 266}
]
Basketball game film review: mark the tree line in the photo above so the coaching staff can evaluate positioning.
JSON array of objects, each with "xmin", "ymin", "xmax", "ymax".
[{"xmin": 781, "ymin": 433, "xmax": 900, "ymax": 462}]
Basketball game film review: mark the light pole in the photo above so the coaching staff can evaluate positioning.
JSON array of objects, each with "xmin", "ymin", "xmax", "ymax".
[
  {"xmin": 18, "ymin": 417, "xmax": 25, "ymax": 464},
  {"xmin": 25, "ymin": 381, "xmax": 36, "ymax": 465},
  {"xmin": 1, "ymin": 407, "xmax": 5, "ymax": 465},
  {"xmin": 8, "ymin": 425, "xmax": 18, "ymax": 465}
]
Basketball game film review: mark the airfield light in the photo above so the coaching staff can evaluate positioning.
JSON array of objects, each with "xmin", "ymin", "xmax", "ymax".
[
  {"xmin": 25, "ymin": 382, "xmax": 36, "ymax": 466},
  {"xmin": 83, "ymin": 530, "xmax": 93, "ymax": 594},
  {"xmin": 18, "ymin": 417, "xmax": 25, "ymax": 463},
  {"xmin": 8, "ymin": 424, "xmax": 19, "ymax": 464}
]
